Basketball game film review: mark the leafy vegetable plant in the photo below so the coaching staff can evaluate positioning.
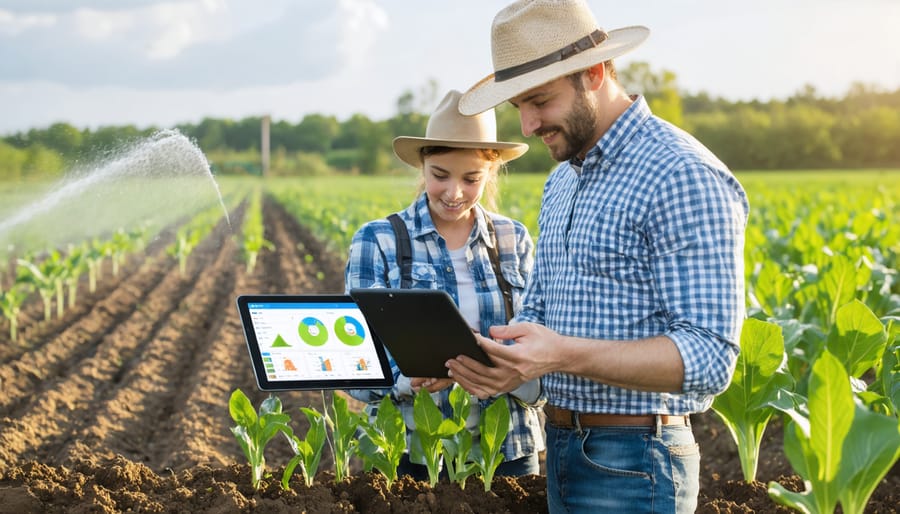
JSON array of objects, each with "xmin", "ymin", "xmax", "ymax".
[
  {"xmin": 282, "ymin": 407, "xmax": 327, "ymax": 488},
  {"xmin": 470, "ymin": 397, "xmax": 510, "ymax": 492},
  {"xmin": 0, "ymin": 282, "xmax": 30, "ymax": 342},
  {"xmin": 712, "ymin": 318, "xmax": 794, "ymax": 481},
  {"xmin": 324, "ymin": 392, "xmax": 359, "ymax": 482},
  {"xmin": 768, "ymin": 350, "xmax": 900, "ymax": 514},
  {"xmin": 410, "ymin": 388, "xmax": 462, "ymax": 487},
  {"xmin": 228, "ymin": 388, "xmax": 293, "ymax": 490},
  {"xmin": 357, "ymin": 395, "xmax": 407, "ymax": 487},
  {"xmin": 441, "ymin": 385, "xmax": 477, "ymax": 489}
]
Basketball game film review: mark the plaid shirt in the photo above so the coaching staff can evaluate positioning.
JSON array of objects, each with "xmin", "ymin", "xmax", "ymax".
[
  {"xmin": 344, "ymin": 193, "xmax": 544, "ymax": 460},
  {"xmin": 518, "ymin": 96, "xmax": 749, "ymax": 415}
]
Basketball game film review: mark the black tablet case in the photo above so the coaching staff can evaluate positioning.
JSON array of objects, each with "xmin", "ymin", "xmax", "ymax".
[{"xmin": 350, "ymin": 288, "xmax": 494, "ymax": 378}]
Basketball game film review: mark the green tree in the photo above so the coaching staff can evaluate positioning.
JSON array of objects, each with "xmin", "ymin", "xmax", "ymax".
[
  {"xmin": 22, "ymin": 144, "xmax": 65, "ymax": 178},
  {"xmin": 619, "ymin": 61, "xmax": 684, "ymax": 126},
  {"xmin": 0, "ymin": 141, "xmax": 27, "ymax": 181},
  {"xmin": 293, "ymin": 114, "xmax": 339, "ymax": 153}
]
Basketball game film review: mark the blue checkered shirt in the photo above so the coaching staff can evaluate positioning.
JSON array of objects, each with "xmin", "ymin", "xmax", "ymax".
[
  {"xmin": 344, "ymin": 193, "xmax": 544, "ymax": 460},
  {"xmin": 518, "ymin": 96, "xmax": 749, "ymax": 415}
]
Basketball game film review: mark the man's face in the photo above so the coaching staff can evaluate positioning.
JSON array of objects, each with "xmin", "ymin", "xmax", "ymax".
[{"xmin": 510, "ymin": 74, "xmax": 600, "ymax": 162}]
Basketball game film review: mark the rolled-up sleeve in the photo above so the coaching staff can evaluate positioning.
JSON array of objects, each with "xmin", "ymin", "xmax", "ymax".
[{"xmin": 649, "ymin": 163, "xmax": 748, "ymax": 395}]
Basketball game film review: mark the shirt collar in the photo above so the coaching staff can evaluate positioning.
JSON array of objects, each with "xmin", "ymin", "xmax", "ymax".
[
  {"xmin": 581, "ymin": 95, "xmax": 652, "ymax": 171},
  {"xmin": 408, "ymin": 192, "xmax": 492, "ymax": 247}
]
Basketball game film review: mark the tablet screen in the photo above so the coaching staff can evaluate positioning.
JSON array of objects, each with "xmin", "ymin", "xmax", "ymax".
[{"xmin": 236, "ymin": 295, "xmax": 394, "ymax": 391}]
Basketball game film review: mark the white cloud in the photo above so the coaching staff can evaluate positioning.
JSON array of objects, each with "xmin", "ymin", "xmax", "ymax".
[
  {"xmin": 0, "ymin": 9, "xmax": 56, "ymax": 36},
  {"xmin": 0, "ymin": 0, "xmax": 389, "ymax": 88}
]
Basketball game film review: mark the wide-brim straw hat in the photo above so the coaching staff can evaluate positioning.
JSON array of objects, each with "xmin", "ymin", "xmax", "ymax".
[
  {"xmin": 459, "ymin": 0, "xmax": 650, "ymax": 115},
  {"xmin": 393, "ymin": 89, "xmax": 528, "ymax": 168}
]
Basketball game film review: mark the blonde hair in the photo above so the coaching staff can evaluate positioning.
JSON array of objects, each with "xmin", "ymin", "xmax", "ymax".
[{"xmin": 415, "ymin": 146, "xmax": 504, "ymax": 212}]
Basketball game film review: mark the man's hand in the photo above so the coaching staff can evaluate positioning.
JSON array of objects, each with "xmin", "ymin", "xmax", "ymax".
[{"xmin": 446, "ymin": 322, "xmax": 562, "ymax": 399}]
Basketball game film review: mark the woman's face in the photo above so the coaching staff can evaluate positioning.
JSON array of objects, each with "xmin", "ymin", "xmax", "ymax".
[{"xmin": 422, "ymin": 149, "xmax": 494, "ymax": 228}]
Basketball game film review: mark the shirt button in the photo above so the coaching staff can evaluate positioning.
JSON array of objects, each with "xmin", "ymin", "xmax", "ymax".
[{"xmin": 445, "ymin": 266, "xmax": 453, "ymax": 273}]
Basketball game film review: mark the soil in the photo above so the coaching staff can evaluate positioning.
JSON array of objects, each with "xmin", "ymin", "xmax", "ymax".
[{"xmin": 0, "ymin": 196, "xmax": 897, "ymax": 513}]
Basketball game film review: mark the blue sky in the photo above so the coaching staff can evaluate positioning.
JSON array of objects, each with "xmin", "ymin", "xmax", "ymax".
[{"xmin": 1, "ymin": 0, "xmax": 898, "ymax": 134}]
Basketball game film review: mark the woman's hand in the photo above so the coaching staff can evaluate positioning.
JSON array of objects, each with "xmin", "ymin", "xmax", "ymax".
[{"xmin": 410, "ymin": 377, "xmax": 455, "ymax": 393}]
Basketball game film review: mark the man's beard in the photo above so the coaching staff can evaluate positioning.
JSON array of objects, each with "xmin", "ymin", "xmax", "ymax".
[{"xmin": 537, "ymin": 91, "xmax": 598, "ymax": 162}]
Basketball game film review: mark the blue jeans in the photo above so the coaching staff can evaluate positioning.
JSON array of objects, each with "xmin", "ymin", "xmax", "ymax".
[{"xmin": 546, "ymin": 419, "xmax": 699, "ymax": 513}]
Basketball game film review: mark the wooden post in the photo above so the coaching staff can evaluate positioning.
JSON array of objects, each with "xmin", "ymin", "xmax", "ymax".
[{"xmin": 261, "ymin": 114, "xmax": 270, "ymax": 176}]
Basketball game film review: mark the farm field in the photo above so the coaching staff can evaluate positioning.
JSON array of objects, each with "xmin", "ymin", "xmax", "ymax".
[{"xmin": 0, "ymin": 170, "xmax": 898, "ymax": 513}]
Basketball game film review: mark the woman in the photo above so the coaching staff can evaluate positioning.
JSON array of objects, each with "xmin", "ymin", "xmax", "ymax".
[{"xmin": 345, "ymin": 89, "xmax": 543, "ymax": 480}]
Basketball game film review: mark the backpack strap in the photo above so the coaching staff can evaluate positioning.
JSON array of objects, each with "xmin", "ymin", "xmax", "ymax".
[
  {"xmin": 484, "ymin": 215, "xmax": 515, "ymax": 323},
  {"xmin": 387, "ymin": 213, "xmax": 412, "ymax": 289}
]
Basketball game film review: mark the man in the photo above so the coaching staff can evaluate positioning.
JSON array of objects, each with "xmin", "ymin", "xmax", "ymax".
[{"xmin": 446, "ymin": 0, "xmax": 749, "ymax": 512}]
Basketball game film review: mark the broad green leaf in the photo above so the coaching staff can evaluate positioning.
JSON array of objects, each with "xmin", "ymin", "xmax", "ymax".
[
  {"xmin": 826, "ymin": 300, "xmax": 886, "ymax": 378},
  {"xmin": 819, "ymin": 255, "xmax": 860, "ymax": 328},
  {"xmin": 448, "ymin": 384, "xmax": 472, "ymax": 422},
  {"xmin": 835, "ymin": 402, "xmax": 900, "ymax": 514},
  {"xmin": 413, "ymin": 389, "xmax": 444, "ymax": 435},
  {"xmin": 808, "ymin": 351, "xmax": 853, "ymax": 484},
  {"xmin": 752, "ymin": 261, "xmax": 794, "ymax": 316},
  {"xmin": 229, "ymin": 389, "xmax": 258, "ymax": 427},
  {"xmin": 260, "ymin": 395, "xmax": 283, "ymax": 416}
]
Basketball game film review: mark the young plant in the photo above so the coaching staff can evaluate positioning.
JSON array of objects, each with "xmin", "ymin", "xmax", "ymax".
[
  {"xmin": 63, "ymin": 244, "xmax": 86, "ymax": 310},
  {"xmin": 16, "ymin": 255, "xmax": 64, "ymax": 322},
  {"xmin": 84, "ymin": 239, "xmax": 109, "ymax": 293},
  {"xmin": 410, "ymin": 388, "xmax": 462, "ymax": 487},
  {"xmin": 441, "ymin": 385, "xmax": 476, "ymax": 489},
  {"xmin": 471, "ymin": 397, "xmax": 510, "ymax": 492},
  {"xmin": 356, "ymin": 395, "xmax": 406, "ymax": 488},
  {"xmin": 282, "ymin": 407, "xmax": 327, "ymax": 488},
  {"xmin": 0, "ymin": 282, "xmax": 30, "ymax": 342},
  {"xmin": 768, "ymin": 350, "xmax": 900, "ymax": 514},
  {"xmin": 228, "ymin": 388, "xmax": 293, "ymax": 490},
  {"xmin": 324, "ymin": 392, "xmax": 360, "ymax": 482},
  {"xmin": 712, "ymin": 318, "xmax": 794, "ymax": 481},
  {"xmin": 240, "ymin": 189, "xmax": 274, "ymax": 274}
]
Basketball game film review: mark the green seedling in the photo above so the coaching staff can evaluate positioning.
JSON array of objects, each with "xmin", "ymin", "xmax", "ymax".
[
  {"xmin": 282, "ymin": 407, "xmax": 327, "ymax": 488},
  {"xmin": 713, "ymin": 318, "xmax": 794, "ymax": 481},
  {"xmin": 324, "ymin": 393, "xmax": 359, "ymax": 482},
  {"xmin": 471, "ymin": 397, "xmax": 510, "ymax": 492},
  {"xmin": 228, "ymin": 389, "xmax": 293, "ymax": 490},
  {"xmin": 0, "ymin": 282, "xmax": 30, "ymax": 342},
  {"xmin": 410, "ymin": 388, "xmax": 463, "ymax": 487},
  {"xmin": 441, "ymin": 385, "xmax": 476, "ymax": 489},
  {"xmin": 357, "ymin": 395, "xmax": 406, "ymax": 488}
]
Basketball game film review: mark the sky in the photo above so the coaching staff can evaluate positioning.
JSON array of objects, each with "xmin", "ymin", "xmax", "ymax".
[{"xmin": 1, "ymin": 0, "xmax": 899, "ymax": 135}]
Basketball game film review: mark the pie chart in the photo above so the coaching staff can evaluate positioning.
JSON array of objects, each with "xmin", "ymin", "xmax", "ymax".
[
  {"xmin": 298, "ymin": 317, "xmax": 328, "ymax": 346},
  {"xmin": 334, "ymin": 315, "xmax": 365, "ymax": 346}
]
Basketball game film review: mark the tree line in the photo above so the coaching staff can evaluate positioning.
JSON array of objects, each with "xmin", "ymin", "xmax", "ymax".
[{"xmin": 2, "ymin": 63, "xmax": 899, "ymax": 180}]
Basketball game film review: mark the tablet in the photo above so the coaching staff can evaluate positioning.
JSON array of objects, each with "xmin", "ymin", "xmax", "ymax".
[
  {"xmin": 349, "ymin": 288, "xmax": 494, "ymax": 378},
  {"xmin": 236, "ymin": 295, "xmax": 394, "ymax": 391}
]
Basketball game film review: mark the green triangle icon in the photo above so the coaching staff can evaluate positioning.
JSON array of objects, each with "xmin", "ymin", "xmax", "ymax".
[{"xmin": 271, "ymin": 334, "xmax": 291, "ymax": 347}]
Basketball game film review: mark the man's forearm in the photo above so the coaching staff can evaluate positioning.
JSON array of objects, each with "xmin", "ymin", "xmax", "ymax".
[{"xmin": 558, "ymin": 335, "xmax": 685, "ymax": 393}]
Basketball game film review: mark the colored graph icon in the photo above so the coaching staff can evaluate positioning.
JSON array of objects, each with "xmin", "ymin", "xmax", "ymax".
[
  {"xmin": 334, "ymin": 315, "xmax": 365, "ymax": 346},
  {"xmin": 298, "ymin": 317, "xmax": 328, "ymax": 346},
  {"xmin": 271, "ymin": 334, "xmax": 290, "ymax": 347},
  {"xmin": 319, "ymin": 356, "xmax": 333, "ymax": 371}
]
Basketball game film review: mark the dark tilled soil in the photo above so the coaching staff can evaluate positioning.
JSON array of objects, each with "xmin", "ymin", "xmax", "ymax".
[{"xmin": 0, "ymin": 196, "xmax": 896, "ymax": 513}]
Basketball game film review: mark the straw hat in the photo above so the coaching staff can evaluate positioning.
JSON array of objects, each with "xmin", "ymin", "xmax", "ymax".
[
  {"xmin": 459, "ymin": 0, "xmax": 650, "ymax": 115},
  {"xmin": 393, "ymin": 89, "xmax": 528, "ymax": 168}
]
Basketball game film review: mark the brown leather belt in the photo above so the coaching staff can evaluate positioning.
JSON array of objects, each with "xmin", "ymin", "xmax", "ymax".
[{"xmin": 544, "ymin": 404, "xmax": 688, "ymax": 428}]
